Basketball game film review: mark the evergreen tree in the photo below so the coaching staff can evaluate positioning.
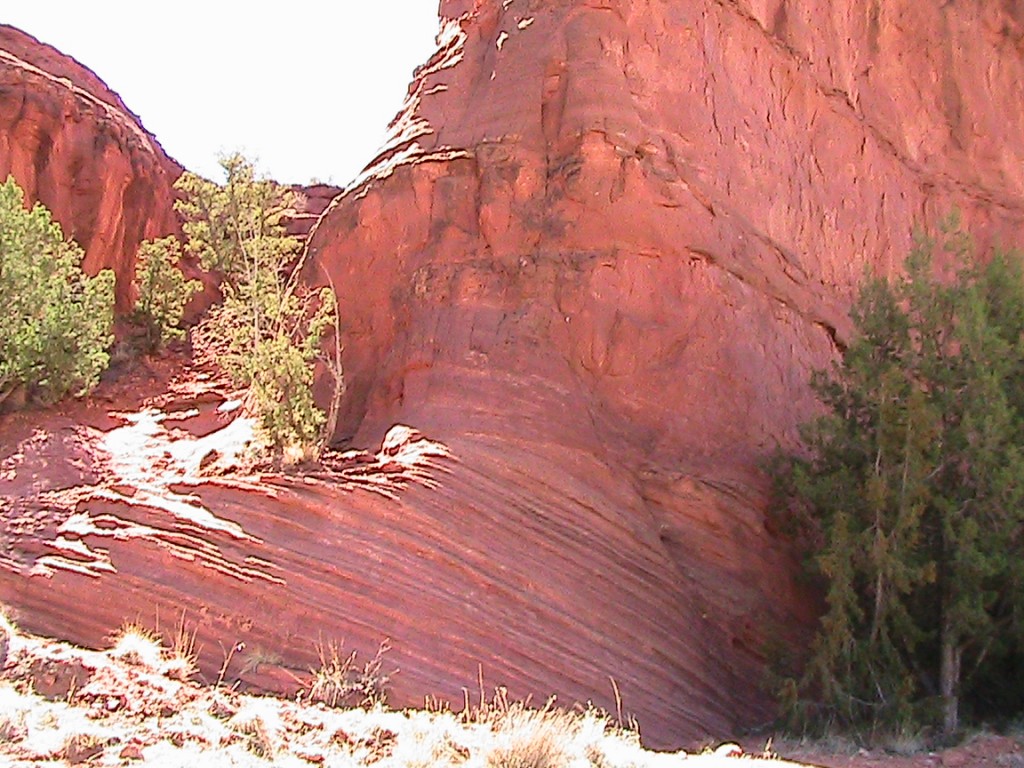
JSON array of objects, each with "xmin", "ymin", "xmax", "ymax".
[
  {"xmin": 173, "ymin": 155, "xmax": 341, "ymax": 458},
  {"xmin": 132, "ymin": 236, "xmax": 202, "ymax": 352},
  {"xmin": 773, "ymin": 216, "xmax": 1024, "ymax": 738}
]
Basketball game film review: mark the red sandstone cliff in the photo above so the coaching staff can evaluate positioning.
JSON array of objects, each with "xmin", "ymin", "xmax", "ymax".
[
  {"xmin": 301, "ymin": 0, "xmax": 1024, "ymax": 741},
  {"xmin": 2, "ymin": 1, "xmax": 1024, "ymax": 752},
  {"xmin": 0, "ymin": 25, "xmax": 181, "ymax": 309}
]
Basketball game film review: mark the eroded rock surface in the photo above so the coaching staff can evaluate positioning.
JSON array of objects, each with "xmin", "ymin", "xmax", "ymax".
[
  {"xmin": 0, "ymin": 25, "xmax": 181, "ymax": 309},
  {"xmin": 2, "ymin": 2, "xmax": 1024, "ymax": 752},
  {"xmin": 300, "ymin": 0, "xmax": 1024, "ymax": 745},
  {"xmin": 287, "ymin": 183, "xmax": 344, "ymax": 241}
]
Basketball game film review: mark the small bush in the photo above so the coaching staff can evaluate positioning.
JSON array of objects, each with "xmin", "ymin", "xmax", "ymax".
[
  {"xmin": 173, "ymin": 155, "xmax": 342, "ymax": 459},
  {"xmin": 0, "ymin": 176, "xmax": 114, "ymax": 406},
  {"xmin": 132, "ymin": 236, "xmax": 202, "ymax": 352},
  {"xmin": 304, "ymin": 638, "xmax": 393, "ymax": 709}
]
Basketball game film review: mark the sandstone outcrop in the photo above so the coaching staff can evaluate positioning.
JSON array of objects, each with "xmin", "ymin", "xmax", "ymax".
[
  {"xmin": 287, "ymin": 183, "xmax": 344, "ymax": 241},
  {"xmin": 300, "ymin": 0, "xmax": 1024, "ymax": 743},
  {"xmin": 2, "ymin": 1, "xmax": 1024, "ymax": 752},
  {"xmin": 0, "ymin": 25, "xmax": 181, "ymax": 309}
]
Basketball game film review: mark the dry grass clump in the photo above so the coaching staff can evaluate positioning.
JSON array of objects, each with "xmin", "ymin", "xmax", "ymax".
[
  {"xmin": 108, "ymin": 616, "xmax": 198, "ymax": 681},
  {"xmin": 484, "ymin": 703, "xmax": 575, "ymax": 768},
  {"xmin": 62, "ymin": 730, "xmax": 107, "ymax": 763},
  {"xmin": 0, "ymin": 691, "xmax": 28, "ymax": 744},
  {"xmin": 109, "ymin": 623, "xmax": 164, "ymax": 670},
  {"xmin": 305, "ymin": 638, "xmax": 394, "ymax": 709},
  {"xmin": 874, "ymin": 727, "xmax": 931, "ymax": 757},
  {"xmin": 0, "ymin": 606, "xmax": 16, "ymax": 667},
  {"xmin": 434, "ymin": 685, "xmax": 638, "ymax": 768},
  {"xmin": 400, "ymin": 732, "xmax": 472, "ymax": 768},
  {"xmin": 164, "ymin": 616, "xmax": 199, "ymax": 681},
  {"xmin": 227, "ymin": 700, "xmax": 281, "ymax": 759}
]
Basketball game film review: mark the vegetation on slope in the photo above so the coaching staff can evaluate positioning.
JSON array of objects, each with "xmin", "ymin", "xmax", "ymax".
[
  {"xmin": 0, "ymin": 611, "xmax": 780, "ymax": 768},
  {"xmin": 130, "ymin": 235, "xmax": 202, "ymax": 353},
  {"xmin": 147, "ymin": 153, "xmax": 343, "ymax": 460},
  {"xmin": 0, "ymin": 156, "xmax": 341, "ymax": 461}
]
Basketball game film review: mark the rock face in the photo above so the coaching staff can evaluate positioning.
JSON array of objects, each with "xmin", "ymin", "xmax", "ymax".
[
  {"xmin": 301, "ymin": 0, "xmax": 1024, "ymax": 744},
  {"xmin": 0, "ymin": 25, "xmax": 181, "ymax": 309},
  {"xmin": 286, "ymin": 183, "xmax": 344, "ymax": 241},
  {"xmin": 2, "ymin": 2, "xmax": 1024, "ymax": 753}
]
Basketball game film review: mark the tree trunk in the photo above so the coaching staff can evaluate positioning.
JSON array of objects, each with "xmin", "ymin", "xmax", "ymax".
[{"xmin": 940, "ymin": 619, "xmax": 962, "ymax": 739}]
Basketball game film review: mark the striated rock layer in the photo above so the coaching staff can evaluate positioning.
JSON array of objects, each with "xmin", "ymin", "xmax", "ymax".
[
  {"xmin": 0, "ymin": 25, "xmax": 181, "ymax": 309},
  {"xmin": 1, "ymin": 2, "xmax": 1024, "ymax": 752},
  {"xmin": 299, "ymin": 0, "xmax": 1024, "ymax": 744},
  {"xmin": 287, "ymin": 182, "xmax": 344, "ymax": 241}
]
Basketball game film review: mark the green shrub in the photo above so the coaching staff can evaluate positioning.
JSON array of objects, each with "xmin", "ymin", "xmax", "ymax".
[
  {"xmin": 243, "ymin": 291, "xmax": 336, "ymax": 455},
  {"xmin": 174, "ymin": 155, "xmax": 342, "ymax": 458},
  {"xmin": 132, "ymin": 236, "xmax": 202, "ymax": 352},
  {"xmin": 0, "ymin": 176, "xmax": 114, "ymax": 406}
]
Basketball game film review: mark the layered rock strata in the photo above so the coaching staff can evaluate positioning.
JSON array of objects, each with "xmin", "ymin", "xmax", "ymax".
[
  {"xmin": 1, "ymin": 1, "xmax": 1024, "ymax": 750},
  {"xmin": 301, "ymin": 0, "xmax": 1024, "ymax": 744}
]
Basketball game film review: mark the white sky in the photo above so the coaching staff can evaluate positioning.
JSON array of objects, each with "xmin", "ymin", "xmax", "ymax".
[{"xmin": 2, "ymin": 3, "xmax": 440, "ymax": 186}]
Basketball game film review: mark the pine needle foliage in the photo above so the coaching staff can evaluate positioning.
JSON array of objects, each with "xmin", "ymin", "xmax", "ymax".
[
  {"xmin": 0, "ymin": 176, "xmax": 114, "ymax": 406},
  {"xmin": 771, "ymin": 214, "xmax": 1024, "ymax": 740}
]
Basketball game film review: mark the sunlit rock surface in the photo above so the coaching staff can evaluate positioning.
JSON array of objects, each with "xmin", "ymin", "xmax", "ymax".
[
  {"xmin": 2, "ymin": 2, "xmax": 1024, "ymax": 750},
  {"xmin": 302, "ymin": 0, "xmax": 1024, "ymax": 744},
  {"xmin": 0, "ymin": 25, "xmax": 181, "ymax": 309}
]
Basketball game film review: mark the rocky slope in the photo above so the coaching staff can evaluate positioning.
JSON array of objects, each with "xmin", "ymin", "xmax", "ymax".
[
  {"xmin": 2, "ymin": 1, "xmax": 1024, "ymax": 753},
  {"xmin": 0, "ymin": 25, "xmax": 181, "ymax": 309}
]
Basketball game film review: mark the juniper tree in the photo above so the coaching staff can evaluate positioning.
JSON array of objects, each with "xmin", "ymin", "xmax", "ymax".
[
  {"xmin": 773, "ymin": 216, "xmax": 1024, "ymax": 739},
  {"xmin": 172, "ymin": 155, "xmax": 341, "ymax": 458},
  {"xmin": 132, "ymin": 236, "xmax": 202, "ymax": 352}
]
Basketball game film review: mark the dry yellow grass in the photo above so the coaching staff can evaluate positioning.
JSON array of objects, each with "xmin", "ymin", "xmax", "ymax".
[
  {"xmin": 109, "ymin": 623, "xmax": 164, "ymax": 670},
  {"xmin": 0, "ymin": 613, "xmax": 828, "ymax": 767}
]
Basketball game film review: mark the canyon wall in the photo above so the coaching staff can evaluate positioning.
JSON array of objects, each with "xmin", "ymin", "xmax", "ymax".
[
  {"xmin": 0, "ymin": 25, "xmax": 181, "ymax": 309},
  {"xmin": 301, "ymin": 0, "xmax": 1024, "ymax": 743},
  {"xmin": 1, "ymin": 1, "xmax": 1023, "ymax": 751}
]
